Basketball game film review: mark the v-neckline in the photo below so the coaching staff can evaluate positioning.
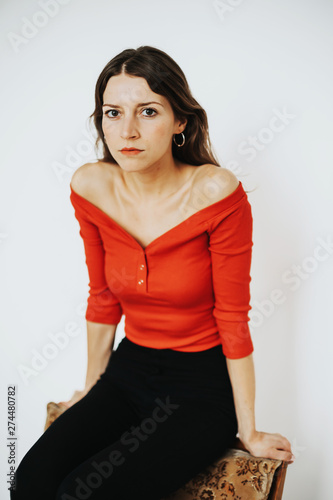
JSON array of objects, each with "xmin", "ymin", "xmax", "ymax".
[{"xmin": 70, "ymin": 181, "xmax": 243, "ymax": 251}]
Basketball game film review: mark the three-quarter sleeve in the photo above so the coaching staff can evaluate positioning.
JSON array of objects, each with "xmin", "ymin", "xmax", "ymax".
[
  {"xmin": 208, "ymin": 194, "xmax": 254, "ymax": 359},
  {"xmin": 70, "ymin": 196, "xmax": 123, "ymax": 325}
]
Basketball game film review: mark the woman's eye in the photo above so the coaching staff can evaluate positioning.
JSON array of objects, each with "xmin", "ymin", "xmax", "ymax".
[
  {"xmin": 105, "ymin": 109, "xmax": 119, "ymax": 118},
  {"xmin": 104, "ymin": 108, "xmax": 157, "ymax": 118},
  {"xmin": 142, "ymin": 108, "xmax": 157, "ymax": 117}
]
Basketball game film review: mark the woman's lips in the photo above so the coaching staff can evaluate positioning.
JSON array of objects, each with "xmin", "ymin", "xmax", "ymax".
[{"xmin": 120, "ymin": 149, "xmax": 143, "ymax": 156}]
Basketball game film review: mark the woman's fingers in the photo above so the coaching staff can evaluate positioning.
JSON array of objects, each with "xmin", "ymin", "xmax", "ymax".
[
  {"xmin": 58, "ymin": 390, "xmax": 86, "ymax": 409},
  {"xmin": 263, "ymin": 432, "xmax": 292, "ymax": 452},
  {"xmin": 274, "ymin": 434, "xmax": 292, "ymax": 452},
  {"xmin": 245, "ymin": 431, "xmax": 295, "ymax": 463},
  {"xmin": 58, "ymin": 400, "xmax": 71, "ymax": 408},
  {"xmin": 265, "ymin": 447, "xmax": 294, "ymax": 463}
]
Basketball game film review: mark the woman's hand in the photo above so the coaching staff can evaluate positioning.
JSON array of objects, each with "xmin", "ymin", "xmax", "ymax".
[
  {"xmin": 240, "ymin": 430, "xmax": 295, "ymax": 464},
  {"xmin": 58, "ymin": 388, "xmax": 90, "ymax": 409}
]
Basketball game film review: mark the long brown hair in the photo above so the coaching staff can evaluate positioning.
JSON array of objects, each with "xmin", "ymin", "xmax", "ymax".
[{"xmin": 89, "ymin": 45, "xmax": 221, "ymax": 168}]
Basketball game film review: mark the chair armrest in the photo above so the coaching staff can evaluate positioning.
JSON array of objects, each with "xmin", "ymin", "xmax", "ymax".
[{"xmin": 231, "ymin": 436, "xmax": 288, "ymax": 500}]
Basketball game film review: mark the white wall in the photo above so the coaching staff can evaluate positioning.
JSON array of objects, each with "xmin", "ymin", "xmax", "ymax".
[{"xmin": 1, "ymin": 0, "xmax": 332, "ymax": 498}]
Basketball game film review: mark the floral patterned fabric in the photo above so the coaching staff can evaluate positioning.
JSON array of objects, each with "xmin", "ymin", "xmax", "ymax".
[{"xmin": 163, "ymin": 449, "xmax": 282, "ymax": 500}]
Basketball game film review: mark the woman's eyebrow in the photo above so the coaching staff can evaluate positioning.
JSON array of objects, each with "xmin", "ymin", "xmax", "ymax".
[{"xmin": 102, "ymin": 101, "xmax": 164, "ymax": 108}]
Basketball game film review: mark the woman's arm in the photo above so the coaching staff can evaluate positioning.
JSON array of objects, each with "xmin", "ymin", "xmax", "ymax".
[
  {"xmin": 226, "ymin": 354, "xmax": 294, "ymax": 463},
  {"xmin": 85, "ymin": 321, "xmax": 117, "ymax": 390},
  {"xmin": 60, "ymin": 321, "xmax": 117, "ymax": 408},
  {"xmin": 64, "ymin": 168, "xmax": 124, "ymax": 407}
]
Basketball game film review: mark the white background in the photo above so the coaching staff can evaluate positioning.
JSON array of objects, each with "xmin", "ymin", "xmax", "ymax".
[{"xmin": 1, "ymin": 0, "xmax": 333, "ymax": 498}]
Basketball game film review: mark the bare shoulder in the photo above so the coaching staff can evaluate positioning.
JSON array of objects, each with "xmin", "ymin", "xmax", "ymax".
[
  {"xmin": 70, "ymin": 161, "xmax": 117, "ymax": 198},
  {"xmin": 194, "ymin": 164, "xmax": 240, "ymax": 204}
]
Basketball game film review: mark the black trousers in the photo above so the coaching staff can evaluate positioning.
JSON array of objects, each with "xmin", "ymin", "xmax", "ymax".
[{"xmin": 10, "ymin": 336, "xmax": 238, "ymax": 500}]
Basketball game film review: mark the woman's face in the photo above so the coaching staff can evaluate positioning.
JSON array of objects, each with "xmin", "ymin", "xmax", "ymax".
[{"xmin": 101, "ymin": 73, "xmax": 186, "ymax": 172}]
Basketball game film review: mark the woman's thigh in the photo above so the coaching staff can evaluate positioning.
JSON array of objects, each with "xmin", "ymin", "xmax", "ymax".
[
  {"xmin": 55, "ymin": 336, "xmax": 238, "ymax": 500},
  {"xmin": 55, "ymin": 395, "xmax": 237, "ymax": 500},
  {"xmin": 10, "ymin": 377, "xmax": 142, "ymax": 500},
  {"xmin": 11, "ymin": 338, "xmax": 238, "ymax": 499}
]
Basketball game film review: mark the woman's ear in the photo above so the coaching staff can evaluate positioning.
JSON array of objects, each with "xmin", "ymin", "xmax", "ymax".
[
  {"xmin": 175, "ymin": 116, "xmax": 187, "ymax": 135},
  {"xmin": 179, "ymin": 118, "xmax": 187, "ymax": 132}
]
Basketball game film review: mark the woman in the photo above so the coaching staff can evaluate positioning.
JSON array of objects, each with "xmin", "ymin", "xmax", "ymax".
[{"xmin": 11, "ymin": 45, "xmax": 293, "ymax": 500}]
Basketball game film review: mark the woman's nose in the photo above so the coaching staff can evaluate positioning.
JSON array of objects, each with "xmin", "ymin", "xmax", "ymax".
[{"xmin": 120, "ymin": 116, "xmax": 139, "ymax": 140}]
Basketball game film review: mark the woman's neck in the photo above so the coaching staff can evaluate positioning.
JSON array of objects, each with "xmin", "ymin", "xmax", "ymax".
[{"xmin": 120, "ymin": 157, "xmax": 190, "ymax": 204}]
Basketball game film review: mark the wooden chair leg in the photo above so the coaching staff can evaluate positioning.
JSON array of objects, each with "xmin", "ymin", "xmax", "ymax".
[{"xmin": 268, "ymin": 460, "xmax": 288, "ymax": 500}]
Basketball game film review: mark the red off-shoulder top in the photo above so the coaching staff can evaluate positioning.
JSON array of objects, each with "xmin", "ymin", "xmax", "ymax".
[{"xmin": 70, "ymin": 180, "xmax": 254, "ymax": 359}]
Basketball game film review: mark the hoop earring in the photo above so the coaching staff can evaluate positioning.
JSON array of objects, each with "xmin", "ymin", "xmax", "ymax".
[{"xmin": 173, "ymin": 132, "xmax": 185, "ymax": 147}]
